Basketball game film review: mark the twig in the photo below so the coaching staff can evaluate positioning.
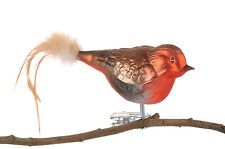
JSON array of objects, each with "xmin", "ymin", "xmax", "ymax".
[{"xmin": 0, "ymin": 113, "xmax": 224, "ymax": 146}]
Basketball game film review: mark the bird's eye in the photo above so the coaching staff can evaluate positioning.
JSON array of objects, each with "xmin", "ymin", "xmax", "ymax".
[{"xmin": 170, "ymin": 57, "xmax": 175, "ymax": 63}]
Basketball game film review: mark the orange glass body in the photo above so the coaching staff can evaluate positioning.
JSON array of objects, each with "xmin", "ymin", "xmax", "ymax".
[{"xmin": 78, "ymin": 45, "xmax": 193, "ymax": 104}]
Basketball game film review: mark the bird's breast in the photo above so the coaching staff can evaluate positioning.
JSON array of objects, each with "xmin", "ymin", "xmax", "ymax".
[{"xmin": 142, "ymin": 74, "xmax": 175, "ymax": 104}]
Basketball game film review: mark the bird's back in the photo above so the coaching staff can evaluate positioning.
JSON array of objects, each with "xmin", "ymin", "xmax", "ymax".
[{"xmin": 78, "ymin": 46, "xmax": 159, "ymax": 83}]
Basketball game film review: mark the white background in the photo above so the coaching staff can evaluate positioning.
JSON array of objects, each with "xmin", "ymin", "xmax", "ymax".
[{"xmin": 0, "ymin": 0, "xmax": 224, "ymax": 148}]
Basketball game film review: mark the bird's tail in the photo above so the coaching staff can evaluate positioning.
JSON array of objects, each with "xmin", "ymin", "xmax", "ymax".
[{"xmin": 15, "ymin": 33, "xmax": 81, "ymax": 132}]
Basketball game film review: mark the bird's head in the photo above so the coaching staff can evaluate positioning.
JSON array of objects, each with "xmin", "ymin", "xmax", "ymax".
[{"xmin": 153, "ymin": 44, "xmax": 194, "ymax": 78}]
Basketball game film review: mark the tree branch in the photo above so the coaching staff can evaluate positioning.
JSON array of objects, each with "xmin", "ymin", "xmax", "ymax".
[{"xmin": 0, "ymin": 113, "xmax": 224, "ymax": 146}]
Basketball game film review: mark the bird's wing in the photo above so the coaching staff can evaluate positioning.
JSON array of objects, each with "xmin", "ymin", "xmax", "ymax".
[{"xmin": 101, "ymin": 46, "xmax": 167, "ymax": 85}]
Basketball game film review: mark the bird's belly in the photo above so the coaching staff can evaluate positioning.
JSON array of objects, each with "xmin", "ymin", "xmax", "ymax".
[
  {"xmin": 105, "ymin": 73, "xmax": 146, "ymax": 103},
  {"xmin": 106, "ymin": 73, "xmax": 175, "ymax": 104}
]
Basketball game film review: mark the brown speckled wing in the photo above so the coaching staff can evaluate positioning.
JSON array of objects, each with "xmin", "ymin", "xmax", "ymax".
[{"xmin": 99, "ymin": 46, "xmax": 165, "ymax": 85}]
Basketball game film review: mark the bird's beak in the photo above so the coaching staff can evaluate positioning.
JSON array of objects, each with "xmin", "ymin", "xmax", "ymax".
[{"xmin": 183, "ymin": 65, "xmax": 195, "ymax": 72}]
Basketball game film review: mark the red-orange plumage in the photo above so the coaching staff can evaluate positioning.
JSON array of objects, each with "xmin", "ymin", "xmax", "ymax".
[{"xmin": 78, "ymin": 44, "xmax": 194, "ymax": 104}]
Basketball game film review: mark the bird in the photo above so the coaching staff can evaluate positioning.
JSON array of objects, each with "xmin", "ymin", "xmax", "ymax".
[{"xmin": 16, "ymin": 33, "xmax": 194, "ymax": 131}]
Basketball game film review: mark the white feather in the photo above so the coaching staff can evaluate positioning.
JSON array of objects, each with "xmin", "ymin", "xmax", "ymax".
[{"xmin": 35, "ymin": 33, "xmax": 81, "ymax": 63}]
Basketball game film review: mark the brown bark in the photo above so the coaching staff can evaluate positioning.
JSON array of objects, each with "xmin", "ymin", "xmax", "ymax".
[{"xmin": 0, "ymin": 113, "xmax": 224, "ymax": 146}]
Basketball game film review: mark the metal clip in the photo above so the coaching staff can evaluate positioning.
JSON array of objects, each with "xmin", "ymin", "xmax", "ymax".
[{"xmin": 110, "ymin": 111, "xmax": 150, "ymax": 126}]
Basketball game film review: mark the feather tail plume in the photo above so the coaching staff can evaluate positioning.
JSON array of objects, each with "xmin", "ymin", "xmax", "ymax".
[{"xmin": 15, "ymin": 33, "xmax": 81, "ymax": 132}]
